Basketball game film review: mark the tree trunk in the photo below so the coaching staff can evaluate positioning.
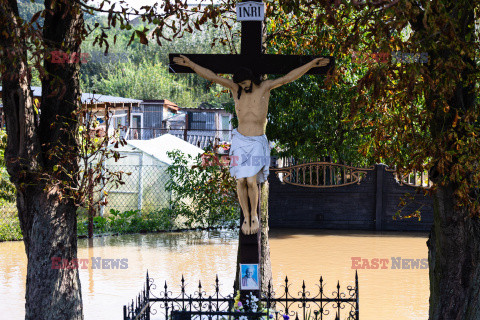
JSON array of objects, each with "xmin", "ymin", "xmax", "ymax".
[
  {"xmin": 425, "ymin": 12, "xmax": 479, "ymax": 314},
  {"xmin": 21, "ymin": 187, "xmax": 84, "ymax": 319},
  {"xmin": 88, "ymin": 167, "xmax": 94, "ymax": 238},
  {"xmin": 427, "ymin": 184, "xmax": 480, "ymax": 320},
  {"xmin": 424, "ymin": 4, "xmax": 478, "ymax": 315},
  {"xmin": 259, "ymin": 182, "xmax": 273, "ymax": 292},
  {"xmin": 0, "ymin": 1, "xmax": 84, "ymax": 319}
]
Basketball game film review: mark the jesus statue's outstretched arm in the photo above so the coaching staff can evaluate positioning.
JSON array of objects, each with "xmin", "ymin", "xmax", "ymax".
[
  {"xmin": 264, "ymin": 57, "xmax": 330, "ymax": 90},
  {"xmin": 173, "ymin": 55, "xmax": 236, "ymax": 90}
]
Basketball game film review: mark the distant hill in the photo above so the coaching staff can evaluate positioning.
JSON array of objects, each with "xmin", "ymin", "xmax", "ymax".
[
  {"xmin": 17, "ymin": 0, "xmax": 99, "ymax": 27},
  {"xmin": 17, "ymin": 0, "xmax": 44, "ymax": 24}
]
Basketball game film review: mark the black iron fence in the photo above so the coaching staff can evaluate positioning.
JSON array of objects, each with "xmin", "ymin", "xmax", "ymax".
[
  {"xmin": 123, "ymin": 272, "xmax": 359, "ymax": 320},
  {"xmin": 171, "ymin": 310, "xmax": 269, "ymax": 320}
]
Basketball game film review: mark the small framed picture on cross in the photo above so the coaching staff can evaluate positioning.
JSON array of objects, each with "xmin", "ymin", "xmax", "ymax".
[{"xmin": 240, "ymin": 264, "xmax": 259, "ymax": 290}]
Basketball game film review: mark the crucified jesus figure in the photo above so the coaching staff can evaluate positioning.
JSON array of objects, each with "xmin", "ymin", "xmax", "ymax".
[{"xmin": 173, "ymin": 55, "xmax": 330, "ymax": 235}]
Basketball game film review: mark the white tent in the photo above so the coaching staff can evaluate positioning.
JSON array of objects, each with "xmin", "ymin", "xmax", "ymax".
[
  {"xmin": 124, "ymin": 134, "xmax": 204, "ymax": 166},
  {"xmin": 102, "ymin": 134, "xmax": 204, "ymax": 214}
]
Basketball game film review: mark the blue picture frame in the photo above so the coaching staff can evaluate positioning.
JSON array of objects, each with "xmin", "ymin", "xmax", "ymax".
[{"xmin": 240, "ymin": 263, "xmax": 259, "ymax": 290}]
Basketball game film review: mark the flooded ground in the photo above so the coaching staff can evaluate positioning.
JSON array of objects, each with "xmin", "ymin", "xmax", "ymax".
[{"xmin": 0, "ymin": 229, "xmax": 428, "ymax": 319}]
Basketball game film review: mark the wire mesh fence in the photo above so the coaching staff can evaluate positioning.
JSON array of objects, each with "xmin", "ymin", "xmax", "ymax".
[
  {"xmin": 0, "ymin": 202, "xmax": 21, "ymax": 241},
  {"xmin": 0, "ymin": 164, "xmax": 175, "ymax": 240},
  {"xmin": 100, "ymin": 164, "xmax": 172, "ymax": 215}
]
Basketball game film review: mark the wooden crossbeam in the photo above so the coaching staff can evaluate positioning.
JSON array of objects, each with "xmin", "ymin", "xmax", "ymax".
[{"xmin": 169, "ymin": 53, "xmax": 335, "ymax": 75}]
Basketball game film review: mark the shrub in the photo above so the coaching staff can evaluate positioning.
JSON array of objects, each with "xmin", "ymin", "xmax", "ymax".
[
  {"xmin": 0, "ymin": 218, "xmax": 22, "ymax": 241},
  {"xmin": 166, "ymin": 150, "xmax": 240, "ymax": 229}
]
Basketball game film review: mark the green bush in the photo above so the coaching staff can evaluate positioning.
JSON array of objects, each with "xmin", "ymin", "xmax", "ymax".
[
  {"xmin": 76, "ymin": 207, "xmax": 178, "ymax": 236},
  {"xmin": 166, "ymin": 150, "xmax": 240, "ymax": 229},
  {"xmin": 0, "ymin": 218, "xmax": 22, "ymax": 241},
  {"xmin": 93, "ymin": 216, "xmax": 109, "ymax": 233},
  {"xmin": 77, "ymin": 219, "xmax": 88, "ymax": 237},
  {"xmin": 0, "ymin": 130, "xmax": 16, "ymax": 202}
]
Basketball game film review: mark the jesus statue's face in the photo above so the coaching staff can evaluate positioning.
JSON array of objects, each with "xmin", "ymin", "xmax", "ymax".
[{"xmin": 238, "ymin": 80, "xmax": 253, "ymax": 93}]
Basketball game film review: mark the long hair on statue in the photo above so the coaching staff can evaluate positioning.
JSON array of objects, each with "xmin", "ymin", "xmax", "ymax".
[{"xmin": 233, "ymin": 67, "xmax": 262, "ymax": 99}]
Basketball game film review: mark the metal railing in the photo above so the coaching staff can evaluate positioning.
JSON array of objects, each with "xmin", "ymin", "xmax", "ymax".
[
  {"xmin": 123, "ymin": 272, "xmax": 359, "ymax": 320},
  {"xmin": 395, "ymin": 169, "xmax": 432, "ymax": 188},
  {"xmin": 271, "ymin": 162, "xmax": 370, "ymax": 188},
  {"xmin": 171, "ymin": 310, "xmax": 271, "ymax": 320},
  {"xmin": 273, "ymin": 157, "xmax": 432, "ymax": 189}
]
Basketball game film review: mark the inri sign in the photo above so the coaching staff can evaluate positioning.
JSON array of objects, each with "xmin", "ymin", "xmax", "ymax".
[{"xmin": 236, "ymin": 1, "xmax": 265, "ymax": 21}]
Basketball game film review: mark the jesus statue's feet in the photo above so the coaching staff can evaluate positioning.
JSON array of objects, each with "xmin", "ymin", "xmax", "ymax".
[
  {"xmin": 241, "ymin": 220, "xmax": 250, "ymax": 235},
  {"xmin": 250, "ymin": 216, "xmax": 259, "ymax": 234}
]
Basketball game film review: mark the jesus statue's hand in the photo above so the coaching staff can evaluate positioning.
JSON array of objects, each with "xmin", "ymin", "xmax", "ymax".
[
  {"xmin": 312, "ymin": 57, "xmax": 330, "ymax": 67},
  {"xmin": 173, "ymin": 54, "xmax": 193, "ymax": 68}
]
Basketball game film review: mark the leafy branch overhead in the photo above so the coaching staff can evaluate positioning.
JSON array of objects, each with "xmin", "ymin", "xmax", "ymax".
[{"xmin": 263, "ymin": 0, "xmax": 480, "ymax": 214}]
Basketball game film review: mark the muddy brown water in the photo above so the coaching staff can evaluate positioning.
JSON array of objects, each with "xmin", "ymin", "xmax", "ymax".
[{"xmin": 0, "ymin": 229, "xmax": 428, "ymax": 319}]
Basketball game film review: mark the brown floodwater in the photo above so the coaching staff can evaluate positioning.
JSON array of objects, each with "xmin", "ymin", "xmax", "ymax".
[{"xmin": 0, "ymin": 229, "xmax": 429, "ymax": 319}]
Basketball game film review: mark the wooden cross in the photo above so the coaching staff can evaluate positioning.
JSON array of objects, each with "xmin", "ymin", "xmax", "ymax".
[
  {"xmin": 169, "ymin": 2, "xmax": 335, "ymax": 76},
  {"xmin": 169, "ymin": 0, "xmax": 335, "ymax": 304}
]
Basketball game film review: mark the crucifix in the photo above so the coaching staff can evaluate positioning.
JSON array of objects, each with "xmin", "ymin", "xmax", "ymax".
[{"xmin": 169, "ymin": 0, "xmax": 335, "ymax": 302}]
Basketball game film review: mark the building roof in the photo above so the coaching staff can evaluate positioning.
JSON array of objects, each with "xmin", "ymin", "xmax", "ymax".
[
  {"xmin": 81, "ymin": 91, "xmax": 143, "ymax": 105},
  {"xmin": 0, "ymin": 86, "xmax": 142, "ymax": 108},
  {"xmin": 125, "ymin": 134, "xmax": 204, "ymax": 165},
  {"xmin": 181, "ymin": 102, "xmax": 228, "ymax": 112},
  {"xmin": 141, "ymin": 99, "xmax": 179, "ymax": 111},
  {"xmin": 163, "ymin": 113, "xmax": 185, "ymax": 123}
]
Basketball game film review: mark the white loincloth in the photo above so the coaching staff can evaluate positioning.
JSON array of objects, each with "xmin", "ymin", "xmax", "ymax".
[{"xmin": 229, "ymin": 128, "xmax": 271, "ymax": 183}]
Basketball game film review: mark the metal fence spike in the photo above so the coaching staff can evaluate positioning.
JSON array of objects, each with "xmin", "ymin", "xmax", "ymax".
[{"xmin": 123, "ymin": 273, "xmax": 359, "ymax": 319}]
